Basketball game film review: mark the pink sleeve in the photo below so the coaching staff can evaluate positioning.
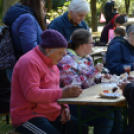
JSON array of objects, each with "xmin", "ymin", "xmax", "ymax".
[
  {"xmin": 63, "ymin": 104, "xmax": 69, "ymax": 108},
  {"xmin": 18, "ymin": 62, "xmax": 62, "ymax": 103}
]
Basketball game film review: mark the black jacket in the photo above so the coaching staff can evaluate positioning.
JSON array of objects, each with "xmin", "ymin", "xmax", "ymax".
[{"xmin": 124, "ymin": 83, "xmax": 134, "ymax": 133}]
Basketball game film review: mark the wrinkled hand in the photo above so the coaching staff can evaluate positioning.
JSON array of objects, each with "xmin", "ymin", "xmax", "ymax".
[
  {"xmin": 118, "ymin": 82, "xmax": 128, "ymax": 94},
  {"xmin": 103, "ymin": 74, "xmax": 112, "ymax": 79},
  {"xmin": 95, "ymin": 63, "xmax": 103, "ymax": 72},
  {"xmin": 60, "ymin": 108, "xmax": 70, "ymax": 124},
  {"xmin": 62, "ymin": 85, "xmax": 82, "ymax": 98},
  {"xmin": 127, "ymin": 76, "xmax": 134, "ymax": 83}
]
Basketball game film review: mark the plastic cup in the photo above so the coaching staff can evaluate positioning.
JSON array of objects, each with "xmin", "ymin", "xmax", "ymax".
[
  {"xmin": 101, "ymin": 83, "xmax": 109, "ymax": 94},
  {"xmin": 71, "ymin": 83, "xmax": 81, "ymax": 87},
  {"xmin": 124, "ymin": 65, "xmax": 131, "ymax": 75}
]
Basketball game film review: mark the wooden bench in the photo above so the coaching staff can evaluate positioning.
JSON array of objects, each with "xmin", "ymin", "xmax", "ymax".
[
  {"xmin": 0, "ymin": 112, "xmax": 10, "ymax": 124},
  {"xmin": 6, "ymin": 129, "xmax": 21, "ymax": 134}
]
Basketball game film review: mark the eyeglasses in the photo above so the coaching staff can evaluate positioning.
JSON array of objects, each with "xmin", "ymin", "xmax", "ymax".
[{"xmin": 88, "ymin": 42, "xmax": 95, "ymax": 46}]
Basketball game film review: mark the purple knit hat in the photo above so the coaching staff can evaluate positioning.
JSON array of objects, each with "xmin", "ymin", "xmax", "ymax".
[{"xmin": 40, "ymin": 30, "xmax": 68, "ymax": 48}]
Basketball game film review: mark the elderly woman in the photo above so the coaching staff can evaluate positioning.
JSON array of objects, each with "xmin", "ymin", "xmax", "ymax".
[
  {"xmin": 11, "ymin": 30, "xmax": 84, "ymax": 134},
  {"xmin": 57, "ymin": 29, "xmax": 123, "ymax": 134},
  {"xmin": 106, "ymin": 24, "xmax": 134, "ymax": 75},
  {"xmin": 48, "ymin": 0, "xmax": 89, "ymax": 41}
]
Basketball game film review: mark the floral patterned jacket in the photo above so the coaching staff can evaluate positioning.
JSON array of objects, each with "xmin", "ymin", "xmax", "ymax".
[{"xmin": 57, "ymin": 49, "xmax": 98, "ymax": 89}]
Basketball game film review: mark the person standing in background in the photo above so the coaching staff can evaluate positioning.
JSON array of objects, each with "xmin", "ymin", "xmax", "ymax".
[
  {"xmin": 3, "ymin": 0, "xmax": 46, "ymax": 82},
  {"xmin": 104, "ymin": 0, "xmax": 115, "ymax": 25}
]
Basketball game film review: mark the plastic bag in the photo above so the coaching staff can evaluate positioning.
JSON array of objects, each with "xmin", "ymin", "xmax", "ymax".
[
  {"xmin": 100, "ymin": 12, "xmax": 106, "ymax": 23},
  {"xmin": 108, "ymin": 29, "xmax": 114, "ymax": 42}
]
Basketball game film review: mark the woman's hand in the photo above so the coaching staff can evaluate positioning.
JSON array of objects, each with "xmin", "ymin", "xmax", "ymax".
[
  {"xmin": 60, "ymin": 108, "xmax": 70, "ymax": 124},
  {"xmin": 103, "ymin": 74, "xmax": 112, "ymax": 79},
  {"xmin": 62, "ymin": 85, "xmax": 82, "ymax": 98},
  {"xmin": 95, "ymin": 63, "xmax": 103, "ymax": 72},
  {"xmin": 127, "ymin": 76, "xmax": 134, "ymax": 83}
]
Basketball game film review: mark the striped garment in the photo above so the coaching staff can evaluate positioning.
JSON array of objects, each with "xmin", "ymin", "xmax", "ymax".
[{"xmin": 22, "ymin": 121, "xmax": 47, "ymax": 134}]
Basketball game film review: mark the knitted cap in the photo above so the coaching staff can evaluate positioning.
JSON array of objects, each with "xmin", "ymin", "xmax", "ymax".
[{"xmin": 40, "ymin": 30, "xmax": 68, "ymax": 48}]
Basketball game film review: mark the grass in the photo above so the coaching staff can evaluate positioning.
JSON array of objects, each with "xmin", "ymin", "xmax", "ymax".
[{"xmin": 0, "ymin": 116, "xmax": 13, "ymax": 134}]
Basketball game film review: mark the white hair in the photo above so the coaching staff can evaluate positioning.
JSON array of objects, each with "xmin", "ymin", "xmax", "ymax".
[
  {"xmin": 127, "ymin": 24, "xmax": 134, "ymax": 36},
  {"xmin": 69, "ymin": 0, "xmax": 90, "ymax": 13}
]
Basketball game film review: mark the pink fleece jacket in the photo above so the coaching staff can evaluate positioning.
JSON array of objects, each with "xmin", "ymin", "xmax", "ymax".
[{"xmin": 11, "ymin": 46, "xmax": 68, "ymax": 126}]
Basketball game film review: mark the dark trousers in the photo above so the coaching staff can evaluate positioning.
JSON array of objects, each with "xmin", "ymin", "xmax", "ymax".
[
  {"xmin": 16, "ymin": 115, "xmax": 88, "ymax": 134},
  {"xmin": 0, "ymin": 88, "xmax": 10, "ymax": 114}
]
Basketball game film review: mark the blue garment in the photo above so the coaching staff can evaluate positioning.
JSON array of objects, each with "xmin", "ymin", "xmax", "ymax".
[
  {"xmin": 16, "ymin": 116, "xmax": 88, "ymax": 134},
  {"xmin": 69, "ymin": 105, "xmax": 122, "ymax": 134},
  {"xmin": 106, "ymin": 37, "xmax": 134, "ymax": 75},
  {"xmin": 3, "ymin": 3, "xmax": 42, "ymax": 54},
  {"xmin": 48, "ymin": 11, "xmax": 89, "ymax": 41},
  {"xmin": 3, "ymin": 4, "xmax": 43, "ymax": 81}
]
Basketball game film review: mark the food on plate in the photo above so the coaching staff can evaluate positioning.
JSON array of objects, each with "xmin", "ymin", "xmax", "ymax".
[
  {"xmin": 112, "ymin": 87, "xmax": 118, "ymax": 93},
  {"xmin": 99, "ymin": 93, "xmax": 120, "ymax": 98},
  {"xmin": 120, "ymin": 73, "xmax": 127, "ymax": 80}
]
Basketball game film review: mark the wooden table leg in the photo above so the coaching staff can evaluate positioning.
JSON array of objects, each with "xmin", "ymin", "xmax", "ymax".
[
  {"xmin": 77, "ymin": 105, "xmax": 82, "ymax": 134},
  {"xmin": 122, "ymin": 103, "xmax": 128, "ymax": 130},
  {"xmin": 6, "ymin": 114, "xmax": 9, "ymax": 124}
]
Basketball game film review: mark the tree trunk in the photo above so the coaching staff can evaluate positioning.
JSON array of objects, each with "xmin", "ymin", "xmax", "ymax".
[
  {"xmin": 0, "ymin": 0, "xmax": 3, "ymax": 23},
  {"xmin": 90, "ymin": 0, "xmax": 97, "ymax": 32},
  {"xmin": 48, "ymin": 0, "xmax": 52, "ymax": 12},
  {"xmin": 125, "ymin": 0, "xmax": 130, "ymax": 14}
]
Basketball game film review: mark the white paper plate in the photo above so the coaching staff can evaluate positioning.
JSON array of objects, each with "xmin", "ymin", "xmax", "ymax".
[{"xmin": 98, "ymin": 93, "xmax": 121, "ymax": 98}]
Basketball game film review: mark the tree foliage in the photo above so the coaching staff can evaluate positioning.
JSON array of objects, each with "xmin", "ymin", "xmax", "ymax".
[{"xmin": 2, "ymin": 0, "xmax": 17, "ymax": 17}]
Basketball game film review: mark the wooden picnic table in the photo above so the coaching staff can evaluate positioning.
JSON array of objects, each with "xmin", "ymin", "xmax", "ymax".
[
  {"xmin": 57, "ymin": 83, "xmax": 127, "ymax": 134},
  {"xmin": 92, "ymin": 32, "xmax": 101, "ymax": 38},
  {"xmin": 57, "ymin": 84, "xmax": 126, "ymax": 107},
  {"xmin": 92, "ymin": 32, "xmax": 101, "ymax": 43},
  {"xmin": 91, "ymin": 46, "xmax": 107, "ymax": 56},
  {"xmin": 90, "ymin": 46, "xmax": 107, "ymax": 63},
  {"xmin": 90, "ymin": 49, "xmax": 107, "ymax": 57}
]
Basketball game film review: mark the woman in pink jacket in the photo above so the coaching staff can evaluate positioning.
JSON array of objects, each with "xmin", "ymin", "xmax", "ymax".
[{"xmin": 11, "ymin": 30, "xmax": 84, "ymax": 134}]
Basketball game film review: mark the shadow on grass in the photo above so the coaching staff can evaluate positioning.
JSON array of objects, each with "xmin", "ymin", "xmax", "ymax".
[{"xmin": 0, "ymin": 116, "xmax": 13, "ymax": 134}]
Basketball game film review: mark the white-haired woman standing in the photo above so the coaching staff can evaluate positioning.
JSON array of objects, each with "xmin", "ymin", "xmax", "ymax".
[{"xmin": 48, "ymin": 0, "xmax": 89, "ymax": 41}]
